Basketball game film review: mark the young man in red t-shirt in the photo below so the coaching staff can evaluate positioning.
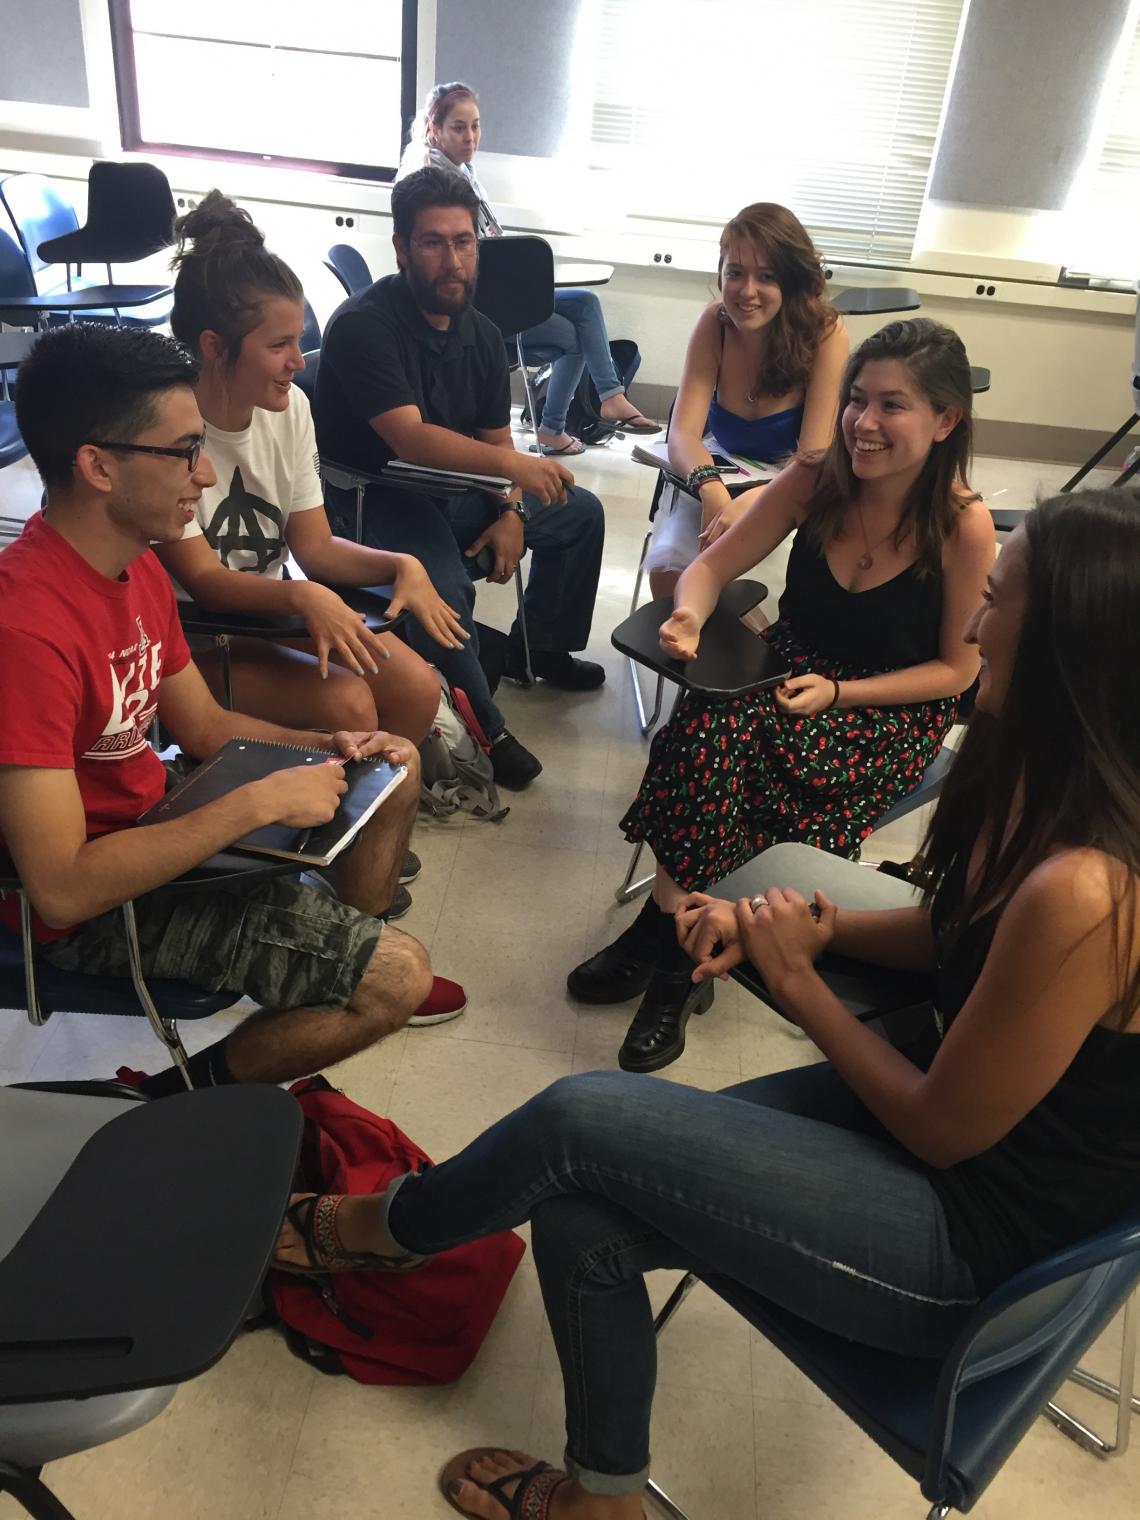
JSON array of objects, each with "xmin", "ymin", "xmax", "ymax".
[{"xmin": 0, "ymin": 323, "xmax": 434, "ymax": 1097}]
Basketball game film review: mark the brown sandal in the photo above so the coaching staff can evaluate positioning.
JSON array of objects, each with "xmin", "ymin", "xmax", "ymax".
[
  {"xmin": 439, "ymin": 1448, "xmax": 570, "ymax": 1519},
  {"xmin": 275, "ymin": 1192, "xmax": 429, "ymax": 1276}
]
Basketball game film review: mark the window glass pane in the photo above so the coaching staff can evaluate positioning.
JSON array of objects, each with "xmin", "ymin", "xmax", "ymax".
[{"xmin": 133, "ymin": 35, "xmax": 401, "ymax": 164}]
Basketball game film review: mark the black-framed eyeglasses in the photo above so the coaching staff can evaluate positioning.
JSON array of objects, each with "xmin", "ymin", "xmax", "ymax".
[{"xmin": 86, "ymin": 435, "xmax": 205, "ymax": 471}]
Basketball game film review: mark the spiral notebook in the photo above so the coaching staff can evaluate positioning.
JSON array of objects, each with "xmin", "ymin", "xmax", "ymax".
[{"xmin": 138, "ymin": 739, "xmax": 408, "ymax": 866}]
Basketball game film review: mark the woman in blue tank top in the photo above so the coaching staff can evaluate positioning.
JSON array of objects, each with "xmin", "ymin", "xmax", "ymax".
[{"xmin": 645, "ymin": 202, "xmax": 849, "ymax": 596}]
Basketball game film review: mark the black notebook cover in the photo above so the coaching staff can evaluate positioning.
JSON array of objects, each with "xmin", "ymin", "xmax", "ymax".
[{"xmin": 139, "ymin": 739, "xmax": 407, "ymax": 866}]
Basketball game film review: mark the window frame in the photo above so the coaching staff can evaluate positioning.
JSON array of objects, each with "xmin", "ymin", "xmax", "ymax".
[{"xmin": 107, "ymin": 0, "xmax": 418, "ymax": 181}]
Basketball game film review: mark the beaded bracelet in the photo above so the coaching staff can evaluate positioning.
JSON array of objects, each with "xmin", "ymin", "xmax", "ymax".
[{"xmin": 686, "ymin": 464, "xmax": 722, "ymax": 495}]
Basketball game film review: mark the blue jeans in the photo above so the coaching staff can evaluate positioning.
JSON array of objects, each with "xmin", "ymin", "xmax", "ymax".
[
  {"xmin": 384, "ymin": 1063, "xmax": 978, "ymax": 1496},
  {"xmin": 522, "ymin": 287, "xmax": 623, "ymax": 435},
  {"xmin": 325, "ymin": 482, "xmax": 605, "ymax": 738}
]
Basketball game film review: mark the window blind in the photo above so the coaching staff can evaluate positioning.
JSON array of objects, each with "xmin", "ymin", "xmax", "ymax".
[
  {"xmin": 1064, "ymin": 3, "xmax": 1140, "ymax": 280},
  {"xmin": 567, "ymin": 0, "xmax": 968, "ymax": 262}
]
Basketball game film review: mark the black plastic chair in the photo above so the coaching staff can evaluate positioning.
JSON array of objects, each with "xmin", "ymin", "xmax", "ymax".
[
  {"xmin": 37, "ymin": 162, "xmax": 175, "ymax": 269},
  {"xmin": 0, "ymin": 171, "xmax": 172, "ymax": 327},
  {"xmin": 324, "ymin": 242, "xmax": 373, "ymax": 297},
  {"xmin": 473, "ymin": 235, "xmax": 561, "ymax": 444},
  {"xmin": 649, "ymin": 1221, "xmax": 1139, "ymax": 1518},
  {"xmin": 0, "ymin": 1082, "xmax": 301, "ymax": 1520}
]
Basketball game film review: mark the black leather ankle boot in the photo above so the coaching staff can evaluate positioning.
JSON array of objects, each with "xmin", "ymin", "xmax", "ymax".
[
  {"xmin": 567, "ymin": 899, "xmax": 671, "ymax": 1004},
  {"xmin": 617, "ymin": 969, "xmax": 715, "ymax": 1072}
]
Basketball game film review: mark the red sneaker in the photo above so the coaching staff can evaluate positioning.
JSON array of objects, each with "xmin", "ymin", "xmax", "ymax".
[{"xmin": 408, "ymin": 976, "xmax": 467, "ymax": 1027}]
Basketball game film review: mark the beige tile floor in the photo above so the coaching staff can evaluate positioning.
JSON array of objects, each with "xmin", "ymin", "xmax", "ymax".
[{"xmin": 0, "ymin": 430, "xmax": 1131, "ymax": 1520}]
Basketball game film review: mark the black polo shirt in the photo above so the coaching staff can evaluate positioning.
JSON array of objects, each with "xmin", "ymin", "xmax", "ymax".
[{"xmin": 313, "ymin": 270, "xmax": 512, "ymax": 476}]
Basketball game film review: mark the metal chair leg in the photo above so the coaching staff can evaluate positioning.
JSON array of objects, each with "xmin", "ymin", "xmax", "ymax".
[
  {"xmin": 516, "ymin": 336, "xmax": 541, "ymax": 445},
  {"xmin": 355, "ymin": 482, "xmax": 365, "ymax": 544},
  {"xmin": 0, "ymin": 1462, "xmax": 78, "ymax": 1520},
  {"xmin": 615, "ymin": 837, "xmax": 654, "ymax": 905},
  {"xmin": 645, "ymin": 1480, "xmax": 695, "ymax": 1520},
  {"xmin": 121, "ymin": 900, "xmax": 193, "ymax": 1090},
  {"xmin": 1045, "ymin": 1288, "xmax": 1137, "ymax": 1457},
  {"xmin": 627, "ymin": 530, "xmax": 665, "ymax": 737},
  {"xmin": 642, "ymin": 1276, "xmax": 702, "ymax": 1519},
  {"xmin": 654, "ymin": 1272, "xmax": 699, "ymax": 1336},
  {"xmin": 512, "ymin": 563, "xmax": 534, "ymax": 686}
]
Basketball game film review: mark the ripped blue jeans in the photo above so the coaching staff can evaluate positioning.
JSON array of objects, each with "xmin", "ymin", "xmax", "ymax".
[{"xmin": 384, "ymin": 1063, "xmax": 978, "ymax": 1496}]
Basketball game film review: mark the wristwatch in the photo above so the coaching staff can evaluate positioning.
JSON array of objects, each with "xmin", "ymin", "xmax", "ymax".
[{"xmin": 499, "ymin": 499, "xmax": 530, "ymax": 523}]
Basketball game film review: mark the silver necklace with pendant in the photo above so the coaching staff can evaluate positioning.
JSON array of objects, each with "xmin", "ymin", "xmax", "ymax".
[{"xmin": 855, "ymin": 502, "xmax": 897, "ymax": 571}]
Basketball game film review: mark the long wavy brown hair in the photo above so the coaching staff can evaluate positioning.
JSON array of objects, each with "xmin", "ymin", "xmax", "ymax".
[
  {"xmin": 921, "ymin": 489, "xmax": 1140, "ymax": 1028},
  {"xmin": 804, "ymin": 318, "xmax": 976, "ymax": 577},
  {"xmin": 718, "ymin": 203, "xmax": 837, "ymax": 398}
]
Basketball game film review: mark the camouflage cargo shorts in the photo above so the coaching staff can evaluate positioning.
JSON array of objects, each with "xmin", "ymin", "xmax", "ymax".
[{"xmin": 41, "ymin": 874, "xmax": 383, "ymax": 1011}]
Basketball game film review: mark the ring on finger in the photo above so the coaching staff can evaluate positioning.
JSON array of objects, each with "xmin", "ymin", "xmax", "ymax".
[{"xmin": 749, "ymin": 893, "xmax": 769, "ymax": 913}]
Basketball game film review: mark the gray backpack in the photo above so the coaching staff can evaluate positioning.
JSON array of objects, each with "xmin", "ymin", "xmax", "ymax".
[{"xmin": 418, "ymin": 672, "xmax": 508, "ymax": 823}]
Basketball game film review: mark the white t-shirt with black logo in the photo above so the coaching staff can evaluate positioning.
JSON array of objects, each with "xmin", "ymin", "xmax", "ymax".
[{"xmin": 177, "ymin": 388, "xmax": 324, "ymax": 596}]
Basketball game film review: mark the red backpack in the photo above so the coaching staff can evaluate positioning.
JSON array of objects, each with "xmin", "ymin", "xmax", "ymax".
[{"xmin": 255, "ymin": 1076, "xmax": 526, "ymax": 1385}]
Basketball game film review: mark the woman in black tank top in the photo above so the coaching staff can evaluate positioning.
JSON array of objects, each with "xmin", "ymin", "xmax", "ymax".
[
  {"xmin": 271, "ymin": 492, "xmax": 1140, "ymax": 1520},
  {"xmin": 677, "ymin": 486, "xmax": 1140, "ymax": 1296},
  {"xmin": 570, "ymin": 319, "xmax": 995, "ymax": 1074}
]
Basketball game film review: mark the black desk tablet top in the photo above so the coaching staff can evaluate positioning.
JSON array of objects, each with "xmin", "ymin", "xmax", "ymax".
[
  {"xmin": 0, "ymin": 1086, "xmax": 300, "ymax": 1403},
  {"xmin": 178, "ymin": 585, "xmax": 401, "ymax": 640},
  {"xmin": 611, "ymin": 581, "xmax": 791, "ymax": 698},
  {"xmin": 1, "ymin": 285, "xmax": 171, "ymax": 312}
]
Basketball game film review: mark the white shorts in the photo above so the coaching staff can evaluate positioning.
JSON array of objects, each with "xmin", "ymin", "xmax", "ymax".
[{"xmin": 643, "ymin": 483, "xmax": 702, "ymax": 577}]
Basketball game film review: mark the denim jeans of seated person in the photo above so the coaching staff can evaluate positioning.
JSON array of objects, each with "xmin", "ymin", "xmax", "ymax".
[
  {"xmin": 379, "ymin": 1064, "xmax": 979, "ymax": 1496},
  {"xmin": 521, "ymin": 287, "xmax": 626, "ymax": 436}
]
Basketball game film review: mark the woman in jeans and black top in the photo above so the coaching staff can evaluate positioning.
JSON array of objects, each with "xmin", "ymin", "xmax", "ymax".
[
  {"xmin": 273, "ymin": 487, "xmax": 1140, "ymax": 1520},
  {"xmin": 571, "ymin": 318, "xmax": 995, "ymax": 1073}
]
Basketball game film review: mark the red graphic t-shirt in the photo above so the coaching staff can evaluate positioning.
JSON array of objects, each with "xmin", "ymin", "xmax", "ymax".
[{"xmin": 0, "ymin": 513, "xmax": 191, "ymax": 937}]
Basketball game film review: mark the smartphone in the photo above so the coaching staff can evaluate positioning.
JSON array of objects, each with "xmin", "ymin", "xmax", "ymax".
[{"xmin": 708, "ymin": 453, "xmax": 737, "ymax": 470}]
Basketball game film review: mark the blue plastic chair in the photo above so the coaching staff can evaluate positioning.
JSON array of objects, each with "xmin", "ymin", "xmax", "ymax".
[
  {"xmin": 0, "ymin": 404, "xmax": 26, "ymax": 473},
  {"xmin": 324, "ymin": 243, "xmax": 373, "ymax": 297},
  {"xmin": 647, "ymin": 1215, "xmax": 1140, "ymax": 1517}
]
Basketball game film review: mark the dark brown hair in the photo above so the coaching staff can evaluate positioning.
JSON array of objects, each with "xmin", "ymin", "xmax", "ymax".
[
  {"xmin": 419, "ymin": 81, "xmax": 478, "ymax": 143},
  {"xmin": 922, "ymin": 489, "xmax": 1140, "ymax": 1027},
  {"xmin": 805, "ymin": 317, "xmax": 976, "ymax": 577},
  {"xmin": 170, "ymin": 190, "xmax": 303, "ymax": 365},
  {"xmin": 718, "ymin": 203, "xmax": 837, "ymax": 397}
]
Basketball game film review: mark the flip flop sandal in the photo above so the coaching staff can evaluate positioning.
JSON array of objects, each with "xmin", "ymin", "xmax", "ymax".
[
  {"xmin": 615, "ymin": 415, "xmax": 663, "ymax": 435},
  {"xmin": 439, "ymin": 1448, "xmax": 571, "ymax": 1519},
  {"xmin": 537, "ymin": 437, "xmax": 587, "ymax": 456},
  {"xmin": 275, "ymin": 1193, "xmax": 430, "ymax": 1276}
]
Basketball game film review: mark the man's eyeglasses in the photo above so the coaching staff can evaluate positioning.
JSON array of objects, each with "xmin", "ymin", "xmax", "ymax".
[
  {"xmin": 410, "ymin": 234, "xmax": 478, "ymax": 257},
  {"xmin": 86, "ymin": 436, "xmax": 206, "ymax": 471}
]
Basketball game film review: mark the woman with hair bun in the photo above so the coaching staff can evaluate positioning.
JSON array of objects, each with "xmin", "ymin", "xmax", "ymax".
[
  {"xmin": 156, "ymin": 190, "xmax": 459, "ymax": 748},
  {"xmin": 646, "ymin": 201, "xmax": 849, "ymax": 596}
]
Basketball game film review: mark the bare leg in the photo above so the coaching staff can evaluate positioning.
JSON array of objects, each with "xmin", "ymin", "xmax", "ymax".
[
  {"xmin": 194, "ymin": 634, "xmax": 439, "ymax": 743},
  {"xmin": 651, "ymin": 859, "xmax": 686, "ymax": 913},
  {"xmin": 647, "ymin": 567, "xmax": 679, "ymax": 600},
  {"xmin": 194, "ymin": 640, "xmax": 378, "ymax": 731},
  {"xmin": 279, "ymin": 634, "xmax": 440, "ymax": 745},
  {"xmin": 328, "ymin": 746, "xmax": 421, "ymax": 917},
  {"xmin": 224, "ymin": 925, "xmax": 431, "ymax": 1083},
  {"xmin": 448, "ymin": 1452, "xmax": 644, "ymax": 1520}
]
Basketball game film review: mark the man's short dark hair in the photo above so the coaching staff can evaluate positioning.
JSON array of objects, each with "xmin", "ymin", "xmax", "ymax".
[
  {"xmin": 391, "ymin": 166, "xmax": 479, "ymax": 244},
  {"xmin": 15, "ymin": 323, "xmax": 200, "ymax": 492}
]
